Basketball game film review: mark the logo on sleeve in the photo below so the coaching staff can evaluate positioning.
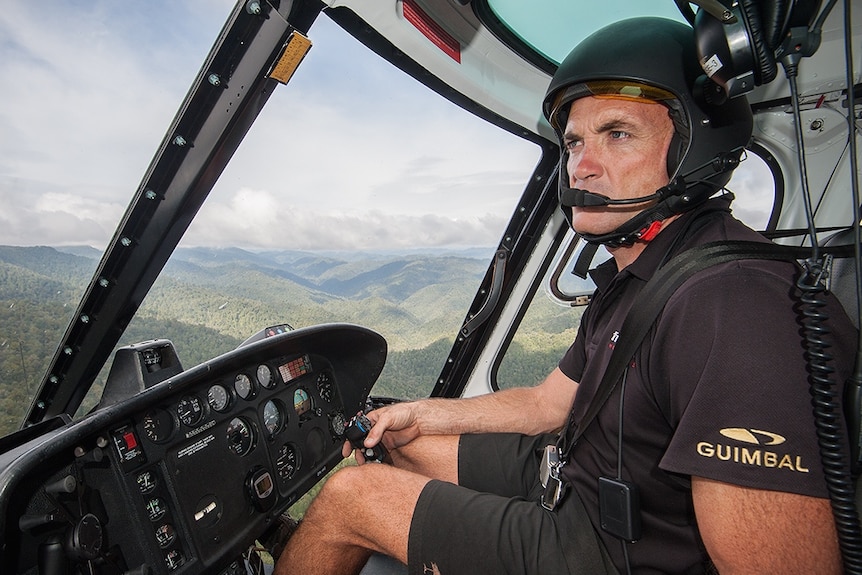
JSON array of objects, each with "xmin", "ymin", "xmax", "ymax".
[{"xmin": 696, "ymin": 427, "xmax": 809, "ymax": 473}]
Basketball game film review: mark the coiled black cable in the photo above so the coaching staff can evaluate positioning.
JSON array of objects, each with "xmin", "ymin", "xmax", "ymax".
[
  {"xmin": 779, "ymin": 6, "xmax": 862, "ymax": 567},
  {"xmin": 797, "ymin": 259, "xmax": 862, "ymax": 573}
]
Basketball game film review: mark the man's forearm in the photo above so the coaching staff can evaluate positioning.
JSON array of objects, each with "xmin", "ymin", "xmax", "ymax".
[{"xmin": 410, "ymin": 371, "xmax": 575, "ymax": 437}]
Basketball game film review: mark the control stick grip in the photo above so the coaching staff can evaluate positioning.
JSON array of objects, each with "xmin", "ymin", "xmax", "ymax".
[{"xmin": 344, "ymin": 414, "xmax": 388, "ymax": 462}]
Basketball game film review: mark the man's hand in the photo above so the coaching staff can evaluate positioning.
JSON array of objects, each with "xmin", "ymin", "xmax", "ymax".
[
  {"xmin": 341, "ymin": 401, "xmax": 424, "ymax": 464},
  {"xmin": 341, "ymin": 368, "xmax": 579, "ymax": 464}
]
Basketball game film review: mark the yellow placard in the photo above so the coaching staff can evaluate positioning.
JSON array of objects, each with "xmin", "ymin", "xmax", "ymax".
[{"xmin": 269, "ymin": 31, "xmax": 312, "ymax": 84}]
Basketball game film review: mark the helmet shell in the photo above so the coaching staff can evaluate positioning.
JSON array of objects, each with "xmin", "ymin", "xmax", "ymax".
[{"xmin": 543, "ymin": 17, "xmax": 752, "ymax": 187}]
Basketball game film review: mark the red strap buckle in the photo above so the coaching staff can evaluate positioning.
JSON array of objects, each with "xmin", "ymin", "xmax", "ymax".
[{"xmin": 639, "ymin": 220, "xmax": 663, "ymax": 242}]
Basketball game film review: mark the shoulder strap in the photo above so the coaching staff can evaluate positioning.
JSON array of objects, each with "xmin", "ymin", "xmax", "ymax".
[{"xmin": 558, "ymin": 240, "xmax": 812, "ymax": 459}]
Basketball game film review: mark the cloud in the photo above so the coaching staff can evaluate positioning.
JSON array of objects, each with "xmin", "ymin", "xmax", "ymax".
[
  {"xmin": 0, "ymin": 1, "xmax": 782, "ymax": 255},
  {"xmin": 213, "ymin": 69, "xmax": 540, "ymax": 215},
  {"xmin": 0, "ymin": 1, "xmax": 540, "ymax": 250},
  {"xmin": 0, "ymin": 185, "xmax": 124, "ymax": 247},
  {"xmin": 184, "ymin": 188, "xmax": 508, "ymax": 249},
  {"xmin": 0, "ymin": 1, "xmax": 231, "ymax": 246},
  {"xmin": 0, "ymin": 2, "xmax": 220, "ymax": 190}
]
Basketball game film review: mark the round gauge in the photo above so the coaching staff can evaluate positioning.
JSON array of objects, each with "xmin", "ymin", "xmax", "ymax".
[
  {"xmin": 165, "ymin": 549, "xmax": 185, "ymax": 570},
  {"xmin": 317, "ymin": 372, "xmax": 334, "ymax": 403},
  {"xmin": 275, "ymin": 443, "xmax": 300, "ymax": 480},
  {"xmin": 137, "ymin": 470, "xmax": 158, "ymax": 494},
  {"xmin": 293, "ymin": 388, "xmax": 312, "ymax": 416},
  {"xmin": 257, "ymin": 364, "xmax": 276, "ymax": 389},
  {"xmin": 226, "ymin": 417, "xmax": 255, "ymax": 456},
  {"xmin": 142, "ymin": 409, "xmax": 175, "ymax": 444},
  {"xmin": 207, "ymin": 384, "xmax": 232, "ymax": 412},
  {"xmin": 330, "ymin": 412, "xmax": 347, "ymax": 437},
  {"xmin": 145, "ymin": 497, "xmax": 167, "ymax": 522},
  {"xmin": 177, "ymin": 395, "xmax": 205, "ymax": 427},
  {"xmin": 234, "ymin": 373, "xmax": 255, "ymax": 400},
  {"xmin": 262, "ymin": 399, "xmax": 284, "ymax": 438},
  {"xmin": 155, "ymin": 524, "xmax": 176, "ymax": 548}
]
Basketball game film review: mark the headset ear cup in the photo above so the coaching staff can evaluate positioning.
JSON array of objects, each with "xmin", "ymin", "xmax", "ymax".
[{"xmin": 739, "ymin": 0, "xmax": 778, "ymax": 85}]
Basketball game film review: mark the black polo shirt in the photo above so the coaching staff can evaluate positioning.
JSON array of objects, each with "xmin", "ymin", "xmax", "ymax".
[{"xmin": 559, "ymin": 197, "xmax": 858, "ymax": 573}]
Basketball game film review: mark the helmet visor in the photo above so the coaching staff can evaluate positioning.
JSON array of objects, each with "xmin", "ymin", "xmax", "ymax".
[{"xmin": 549, "ymin": 80, "xmax": 677, "ymax": 132}]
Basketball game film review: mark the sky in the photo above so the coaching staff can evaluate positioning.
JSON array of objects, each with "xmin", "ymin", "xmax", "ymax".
[
  {"xmin": 0, "ymin": 2, "xmax": 774, "ymax": 253},
  {"xmin": 0, "ymin": 1, "xmax": 540, "ymax": 251}
]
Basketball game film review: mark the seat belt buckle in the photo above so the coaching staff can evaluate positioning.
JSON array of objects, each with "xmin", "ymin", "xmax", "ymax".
[
  {"xmin": 540, "ymin": 445, "xmax": 567, "ymax": 511},
  {"xmin": 539, "ymin": 444, "xmax": 559, "ymax": 488}
]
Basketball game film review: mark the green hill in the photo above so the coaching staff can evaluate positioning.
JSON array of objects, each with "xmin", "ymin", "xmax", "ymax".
[{"xmin": 0, "ymin": 245, "xmax": 581, "ymax": 436}]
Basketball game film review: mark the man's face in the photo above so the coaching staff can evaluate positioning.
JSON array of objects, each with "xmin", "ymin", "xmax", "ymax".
[{"xmin": 562, "ymin": 96, "xmax": 675, "ymax": 237}]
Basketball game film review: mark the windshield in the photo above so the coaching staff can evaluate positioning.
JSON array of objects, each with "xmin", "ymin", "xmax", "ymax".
[
  {"xmin": 0, "ymin": 2, "xmax": 540, "ymax": 435},
  {"xmin": 485, "ymin": 0, "xmax": 687, "ymax": 66}
]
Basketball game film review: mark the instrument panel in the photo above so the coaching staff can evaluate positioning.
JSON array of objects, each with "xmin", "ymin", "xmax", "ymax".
[{"xmin": 0, "ymin": 323, "xmax": 387, "ymax": 575}]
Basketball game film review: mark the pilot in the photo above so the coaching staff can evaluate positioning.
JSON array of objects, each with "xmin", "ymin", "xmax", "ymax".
[{"xmin": 274, "ymin": 17, "xmax": 858, "ymax": 575}]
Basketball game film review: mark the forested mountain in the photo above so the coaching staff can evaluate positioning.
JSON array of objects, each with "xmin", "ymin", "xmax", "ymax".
[{"xmin": 0, "ymin": 245, "xmax": 581, "ymax": 435}]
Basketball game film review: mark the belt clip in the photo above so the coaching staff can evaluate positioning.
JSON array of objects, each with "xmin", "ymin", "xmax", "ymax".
[{"xmin": 540, "ymin": 445, "xmax": 567, "ymax": 511}]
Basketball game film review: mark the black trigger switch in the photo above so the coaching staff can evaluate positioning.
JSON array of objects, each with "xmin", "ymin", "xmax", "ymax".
[{"xmin": 344, "ymin": 414, "xmax": 388, "ymax": 462}]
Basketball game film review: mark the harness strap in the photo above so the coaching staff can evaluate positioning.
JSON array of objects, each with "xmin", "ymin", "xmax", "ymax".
[{"xmin": 557, "ymin": 240, "xmax": 824, "ymax": 461}]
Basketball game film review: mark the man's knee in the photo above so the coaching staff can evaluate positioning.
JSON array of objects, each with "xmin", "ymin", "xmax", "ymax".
[
  {"xmin": 313, "ymin": 464, "xmax": 368, "ymax": 509},
  {"xmin": 312, "ymin": 463, "xmax": 404, "ymax": 515}
]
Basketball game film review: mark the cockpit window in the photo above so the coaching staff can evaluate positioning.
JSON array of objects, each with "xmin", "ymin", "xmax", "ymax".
[
  {"xmin": 71, "ymin": 14, "xmax": 542, "ymax": 421},
  {"xmin": 482, "ymin": 0, "xmax": 687, "ymax": 67},
  {"xmin": 724, "ymin": 147, "xmax": 781, "ymax": 232}
]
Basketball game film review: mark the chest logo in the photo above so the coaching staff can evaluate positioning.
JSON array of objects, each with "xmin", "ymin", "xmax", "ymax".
[{"xmin": 608, "ymin": 330, "xmax": 620, "ymax": 350}]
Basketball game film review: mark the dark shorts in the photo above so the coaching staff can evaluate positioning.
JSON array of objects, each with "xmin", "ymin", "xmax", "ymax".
[{"xmin": 406, "ymin": 433, "xmax": 617, "ymax": 575}]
